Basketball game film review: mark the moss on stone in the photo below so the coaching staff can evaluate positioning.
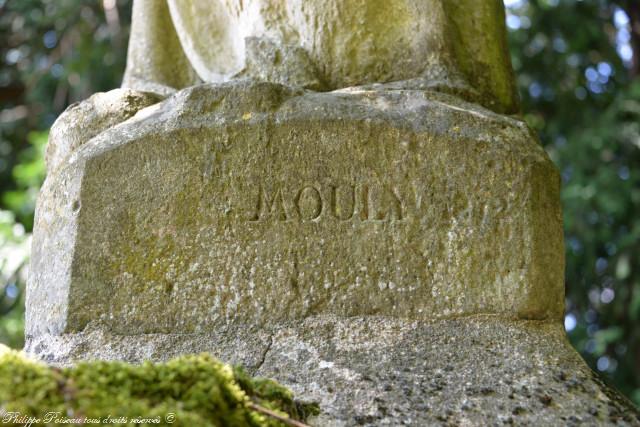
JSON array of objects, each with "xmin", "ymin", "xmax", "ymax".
[{"xmin": 0, "ymin": 347, "xmax": 317, "ymax": 426}]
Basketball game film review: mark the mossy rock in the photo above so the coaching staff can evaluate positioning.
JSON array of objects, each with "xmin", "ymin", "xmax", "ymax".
[{"xmin": 0, "ymin": 346, "xmax": 317, "ymax": 426}]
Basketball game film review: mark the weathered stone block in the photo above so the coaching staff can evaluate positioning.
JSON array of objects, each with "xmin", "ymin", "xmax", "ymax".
[{"xmin": 26, "ymin": 81, "xmax": 563, "ymax": 338}]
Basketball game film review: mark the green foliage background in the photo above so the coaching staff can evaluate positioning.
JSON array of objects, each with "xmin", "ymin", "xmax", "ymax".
[{"xmin": 0, "ymin": 0, "xmax": 638, "ymax": 406}]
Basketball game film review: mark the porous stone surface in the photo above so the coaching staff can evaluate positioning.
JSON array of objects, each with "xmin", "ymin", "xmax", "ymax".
[
  {"xmin": 25, "ymin": 316, "xmax": 640, "ymax": 426},
  {"xmin": 27, "ymin": 81, "xmax": 563, "ymax": 339},
  {"xmin": 46, "ymin": 88, "xmax": 163, "ymax": 174},
  {"xmin": 123, "ymin": 0, "xmax": 518, "ymax": 113}
]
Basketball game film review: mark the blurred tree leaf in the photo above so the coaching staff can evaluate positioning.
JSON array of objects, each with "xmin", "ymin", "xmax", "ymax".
[{"xmin": 507, "ymin": 0, "xmax": 640, "ymax": 406}]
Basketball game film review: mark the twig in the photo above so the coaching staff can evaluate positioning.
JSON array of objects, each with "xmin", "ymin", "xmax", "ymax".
[{"xmin": 248, "ymin": 403, "xmax": 312, "ymax": 427}]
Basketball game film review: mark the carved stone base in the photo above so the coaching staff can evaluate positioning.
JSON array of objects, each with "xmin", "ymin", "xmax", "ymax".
[{"xmin": 28, "ymin": 82, "xmax": 563, "ymax": 339}]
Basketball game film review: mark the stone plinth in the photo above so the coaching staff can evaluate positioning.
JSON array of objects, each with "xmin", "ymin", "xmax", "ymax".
[
  {"xmin": 27, "ymin": 82, "xmax": 562, "ymax": 339},
  {"xmin": 24, "ymin": 72, "xmax": 639, "ymax": 427}
]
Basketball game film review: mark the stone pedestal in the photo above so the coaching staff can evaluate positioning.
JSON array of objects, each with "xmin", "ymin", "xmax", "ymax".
[
  {"xmin": 27, "ymin": 82, "xmax": 562, "ymax": 337},
  {"xmin": 25, "ymin": 81, "xmax": 639, "ymax": 424}
]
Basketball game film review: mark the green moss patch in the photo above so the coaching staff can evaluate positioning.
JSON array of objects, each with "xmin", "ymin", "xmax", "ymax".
[{"xmin": 0, "ymin": 348, "xmax": 318, "ymax": 426}]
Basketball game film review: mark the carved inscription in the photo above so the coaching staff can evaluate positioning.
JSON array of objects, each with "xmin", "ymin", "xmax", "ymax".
[{"xmin": 247, "ymin": 183, "xmax": 404, "ymax": 222}]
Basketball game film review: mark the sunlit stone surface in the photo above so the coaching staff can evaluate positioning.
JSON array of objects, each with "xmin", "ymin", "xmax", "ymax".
[
  {"xmin": 27, "ymin": 82, "xmax": 563, "ymax": 338},
  {"xmin": 122, "ymin": 0, "xmax": 518, "ymax": 113}
]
